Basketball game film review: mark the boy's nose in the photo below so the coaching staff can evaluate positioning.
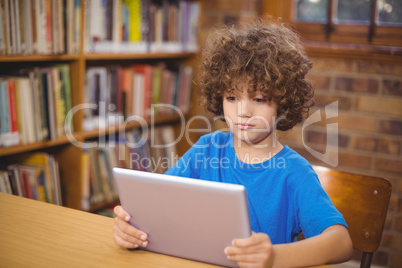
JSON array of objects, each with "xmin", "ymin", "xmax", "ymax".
[{"xmin": 238, "ymin": 101, "xmax": 252, "ymax": 117}]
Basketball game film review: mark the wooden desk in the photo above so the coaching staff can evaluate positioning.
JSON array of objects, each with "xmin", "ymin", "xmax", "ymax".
[
  {"xmin": 0, "ymin": 193, "xmax": 218, "ymax": 267},
  {"xmin": 0, "ymin": 193, "xmax": 331, "ymax": 268}
]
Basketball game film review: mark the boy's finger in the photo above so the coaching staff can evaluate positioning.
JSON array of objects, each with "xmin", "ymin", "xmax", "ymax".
[
  {"xmin": 114, "ymin": 217, "xmax": 148, "ymax": 241},
  {"xmin": 227, "ymin": 252, "xmax": 263, "ymax": 263},
  {"xmin": 114, "ymin": 205, "xmax": 130, "ymax": 221},
  {"xmin": 225, "ymin": 243, "xmax": 267, "ymax": 256},
  {"xmin": 113, "ymin": 233, "xmax": 139, "ymax": 249},
  {"xmin": 113, "ymin": 223, "xmax": 149, "ymax": 247},
  {"xmin": 232, "ymin": 233, "xmax": 267, "ymax": 247}
]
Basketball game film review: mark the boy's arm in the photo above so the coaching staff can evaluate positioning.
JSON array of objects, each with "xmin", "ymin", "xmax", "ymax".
[
  {"xmin": 225, "ymin": 224, "xmax": 353, "ymax": 268},
  {"xmin": 272, "ymin": 225, "xmax": 353, "ymax": 267}
]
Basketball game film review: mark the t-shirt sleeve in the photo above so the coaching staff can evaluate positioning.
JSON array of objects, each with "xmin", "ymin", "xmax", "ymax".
[
  {"xmin": 292, "ymin": 166, "xmax": 348, "ymax": 238},
  {"xmin": 164, "ymin": 136, "xmax": 207, "ymax": 179}
]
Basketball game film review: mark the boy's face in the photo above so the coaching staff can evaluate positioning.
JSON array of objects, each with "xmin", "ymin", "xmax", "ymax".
[{"xmin": 223, "ymin": 85, "xmax": 278, "ymax": 147}]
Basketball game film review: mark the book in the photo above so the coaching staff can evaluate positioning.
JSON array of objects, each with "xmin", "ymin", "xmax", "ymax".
[
  {"xmin": 41, "ymin": 69, "xmax": 57, "ymax": 140},
  {"xmin": 132, "ymin": 64, "xmax": 153, "ymax": 117},
  {"xmin": 73, "ymin": 0, "xmax": 81, "ymax": 53},
  {"xmin": 7, "ymin": 79, "xmax": 21, "ymax": 145},
  {"xmin": 48, "ymin": 155, "xmax": 62, "ymax": 205},
  {"xmin": 81, "ymin": 149, "xmax": 91, "ymax": 211},
  {"xmin": 120, "ymin": 67, "xmax": 133, "ymax": 118},
  {"xmin": 0, "ymin": 0, "xmax": 4, "ymax": 54},
  {"xmin": 18, "ymin": 164, "xmax": 46, "ymax": 202},
  {"xmin": 0, "ymin": 79, "xmax": 19, "ymax": 147},
  {"xmin": 15, "ymin": 152, "xmax": 55, "ymax": 204},
  {"xmin": 55, "ymin": 64, "xmax": 73, "ymax": 134},
  {"xmin": 37, "ymin": 67, "xmax": 50, "ymax": 141},
  {"xmin": 0, "ymin": 170, "xmax": 11, "ymax": 194},
  {"xmin": 6, "ymin": 164, "xmax": 23, "ymax": 196}
]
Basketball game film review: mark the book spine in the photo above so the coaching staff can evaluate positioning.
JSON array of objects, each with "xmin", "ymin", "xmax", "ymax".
[
  {"xmin": 0, "ymin": 0, "xmax": 4, "ymax": 55},
  {"xmin": 51, "ymin": 0, "xmax": 58, "ymax": 54},
  {"xmin": 127, "ymin": 0, "xmax": 141, "ymax": 42},
  {"xmin": 29, "ymin": 70, "xmax": 43, "ymax": 141},
  {"xmin": 38, "ymin": 69, "xmax": 50, "ymax": 140},
  {"xmin": 15, "ymin": 0, "xmax": 22, "ymax": 54},
  {"xmin": 73, "ymin": 0, "xmax": 81, "ymax": 53},
  {"xmin": 44, "ymin": 0, "xmax": 52, "ymax": 53},
  {"xmin": 7, "ymin": 79, "xmax": 20, "ymax": 146},
  {"xmin": 52, "ymin": 68, "xmax": 65, "ymax": 138},
  {"xmin": 0, "ymin": 80, "xmax": 10, "ymax": 146},
  {"xmin": 3, "ymin": 0, "xmax": 10, "ymax": 54},
  {"xmin": 9, "ymin": 0, "xmax": 16, "ymax": 54}
]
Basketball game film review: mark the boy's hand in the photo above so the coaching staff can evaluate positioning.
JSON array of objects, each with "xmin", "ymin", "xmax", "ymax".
[
  {"xmin": 113, "ymin": 205, "xmax": 149, "ymax": 249},
  {"xmin": 224, "ymin": 232, "xmax": 274, "ymax": 268}
]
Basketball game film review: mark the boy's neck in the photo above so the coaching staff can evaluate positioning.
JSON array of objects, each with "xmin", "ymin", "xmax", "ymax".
[{"xmin": 232, "ymin": 136, "xmax": 284, "ymax": 164}]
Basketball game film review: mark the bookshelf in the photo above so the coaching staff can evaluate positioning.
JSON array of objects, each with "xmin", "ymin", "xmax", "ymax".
[{"xmin": 0, "ymin": 0, "xmax": 201, "ymax": 211}]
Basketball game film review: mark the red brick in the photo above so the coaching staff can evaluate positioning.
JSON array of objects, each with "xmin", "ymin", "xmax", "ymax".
[
  {"xmin": 356, "ymin": 96, "xmax": 402, "ymax": 116},
  {"xmin": 356, "ymin": 61, "xmax": 402, "ymax": 76},
  {"xmin": 395, "ymin": 216, "xmax": 402, "ymax": 232},
  {"xmin": 380, "ymin": 233, "xmax": 392, "ymax": 248},
  {"xmin": 335, "ymin": 77, "xmax": 379, "ymax": 94},
  {"xmin": 305, "ymin": 130, "xmax": 349, "ymax": 147},
  {"xmin": 306, "ymin": 130, "xmax": 326, "ymax": 144},
  {"xmin": 389, "ymin": 252, "xmax": 402, "ymax": 268},
  {"xmin": 379, "ymin": 233, "xmax": 402, "ymax": 252},
  {"xmin": 313, "ymin": 94, "xmax": 352, "ymax": 110},
  {"xmin": 338, "ymin": 114, "xmax": 377, "ymax": 132},
  {"xmin": 383, "ymin": 80, "xmax": 402, "ymax": 97},
  {"xmin": 400, "ymin": 197, "xmax": 402, "ymax": 213},
  {"xmin": 308, "ymin": 75, "xmax": 331, "ymax": 90},
  {"xmin": 372, "ymin": 251, "xmax": 389, "ymax": 266},
  {"xmin": 375, "ymin": 158, "xmax": 402, "ymax": 174},
  {"xmin": 339, "ymin": 152, "xmax": 371, "ymax": 169},
  {"xmin": 389, "ymin": 195, "xmax": 399, "ymax": 212},
  {"xmin": 277, "ymin": 127, "xmax": 303, "ymax": 142},
  {"xmin": 384, "ymin": 214, "xmax": 392, "ymax": 230},
  {"xmin": 354, "ymin": 136, "xmax": 377, "ymax": 151},
  {"xmin": 312, "ymin": 58, "xmax": 355, "ymax": 72},
  {"xmin": 377, "ymin": 139, "xmax": 401, "ymax": 155},
  {"xmin": 399, "ymin": 181, "xmax": 402, "ymax": 195},
  {"xmin": 379, "ymin": 120, "xmax": 402, "ymax": 136}
]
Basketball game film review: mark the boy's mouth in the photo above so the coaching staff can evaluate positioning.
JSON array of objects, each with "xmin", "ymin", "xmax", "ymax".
[{"xmin": 235, "ymin": 123, "xmax": 254, "ymax": 130}]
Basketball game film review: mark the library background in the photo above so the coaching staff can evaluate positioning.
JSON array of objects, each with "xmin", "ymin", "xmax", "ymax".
[{"xmin": 0, "ymin": 0, "xmax": 401, "ymax": 267}]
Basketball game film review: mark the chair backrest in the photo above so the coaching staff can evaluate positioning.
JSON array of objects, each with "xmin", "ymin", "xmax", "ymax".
[{"xmin": 312, "ymin": 165, "xmax": 392, "ymax": 268}]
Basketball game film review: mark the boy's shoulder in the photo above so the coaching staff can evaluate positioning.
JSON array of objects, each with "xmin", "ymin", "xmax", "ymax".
[{"xmin": 279, "ymin": 145, "xmax": 315, "ymax": 174}]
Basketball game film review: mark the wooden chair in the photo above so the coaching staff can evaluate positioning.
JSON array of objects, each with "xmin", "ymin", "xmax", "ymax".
[{"xmin": 312, "ymin": 165, "xmax": 392, "ymax": 268}]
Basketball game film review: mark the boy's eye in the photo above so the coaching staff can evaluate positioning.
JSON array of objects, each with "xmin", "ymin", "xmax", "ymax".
[
  {"xmin": 226, "ymin": 96, "xmax": 238, "ymax": 102},
  {"xmin": 254, "ymin": 98, "xmax": 266, "ymax": 103}
]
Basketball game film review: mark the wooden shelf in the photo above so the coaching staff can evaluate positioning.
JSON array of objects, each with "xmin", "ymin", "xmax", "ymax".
[
  {"xmin": 0, "ymin": 134, "xmax": 79, "ymax": 157},
  {"xmin": 0, "ymin": 54, "xmax": 81, "ymax": 62},
  {"xmin": 81, "ymin": 113, "xmax": 185, "ymax": 140},
  {"xmin": 0, "ymin": 52, "xmax": 197, "ymax": 62},
  {"xmin": 84, "ymin": 52, "xmax": 196, "ymax": 61}
]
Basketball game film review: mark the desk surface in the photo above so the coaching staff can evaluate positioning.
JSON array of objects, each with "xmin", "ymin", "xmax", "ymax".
[
  {"xmin": 0, "ymin": 192, "xmax": 331, "ymax": 268},
  {"xmin": 0, "ymin": 192, "xmax": 218, "ymax": 267}
]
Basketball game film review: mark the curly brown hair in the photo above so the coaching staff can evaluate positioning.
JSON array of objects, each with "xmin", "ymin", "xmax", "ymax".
[{"xmin": 199, "ymin": 19, "xmax": 314, "ymax": 131}]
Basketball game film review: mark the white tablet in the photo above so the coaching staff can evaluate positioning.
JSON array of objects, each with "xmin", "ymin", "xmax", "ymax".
[{"xmin": 113, "ymin": 167, "xmax": 251, "ymax": 268}]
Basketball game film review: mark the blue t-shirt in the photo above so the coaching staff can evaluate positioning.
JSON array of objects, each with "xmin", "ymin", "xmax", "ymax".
[{"xmin": 165, "ymin": 131, "xmax": 347, "ymax": 244}]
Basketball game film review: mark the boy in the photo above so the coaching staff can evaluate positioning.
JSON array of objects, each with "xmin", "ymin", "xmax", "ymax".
[{"xmin": 113, "ymin": 20, "xmax": 353, "ymax": 267}]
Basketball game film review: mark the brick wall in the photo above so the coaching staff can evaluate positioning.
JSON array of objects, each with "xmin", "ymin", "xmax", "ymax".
[
  {"xmin": 198, "ymin": 0, "xmax": 402, "ymax": 267},
  {"xmin": 279, "ymin": 58, "xmax": 402, "ymax": 267}
]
